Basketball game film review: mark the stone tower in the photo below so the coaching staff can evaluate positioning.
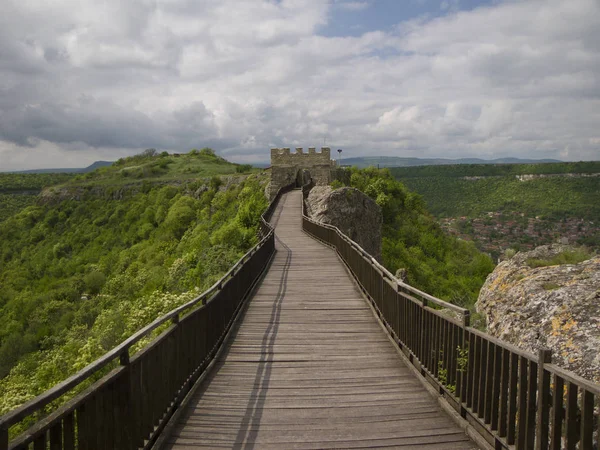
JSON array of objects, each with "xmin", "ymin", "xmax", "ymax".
[{"xmin": 270, "ymin": 147, "xmax": 336, "ymax": 200}]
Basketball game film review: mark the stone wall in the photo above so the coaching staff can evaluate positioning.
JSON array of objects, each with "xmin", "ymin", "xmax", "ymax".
[{"xmin": 270, "ymin": 147, "xmax": 336, "ymax": 200}]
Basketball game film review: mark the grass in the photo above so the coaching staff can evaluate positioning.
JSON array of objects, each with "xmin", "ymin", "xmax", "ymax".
[
  {"xmin": 542, "ymin": 282, "xmax": 561, "ymax": 290},
  {"xmin": 526, "ymin": 249, "xmax": 593, "ymax": 268},
  {"xmin": 50, "ymin": 149, "xmax": 260, "ymax": 189}
]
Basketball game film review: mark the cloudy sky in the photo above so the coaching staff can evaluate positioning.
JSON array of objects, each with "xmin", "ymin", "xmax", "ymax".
[{"xmin": 1, "ymin": 0, "xmax": 599, "ymax": 170}]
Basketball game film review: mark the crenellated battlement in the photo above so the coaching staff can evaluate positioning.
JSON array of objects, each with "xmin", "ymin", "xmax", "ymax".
[
  {"xmin": 270, "ymin": 147, "xmax": 332, "ymax": 163},
  {"xmin": 269, "ymin": 146, "xmax": 336, "ymax": 200}
]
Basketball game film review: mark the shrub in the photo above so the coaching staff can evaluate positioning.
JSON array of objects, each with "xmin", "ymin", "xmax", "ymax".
[
  {"xmin": 199, "ymin": 148, "xmax": 216, "ymax": 157},
  {"xmin": 84, "ymin": 271, "xmax": 106, "ymax": 295},
  {"xmin": 526, "ymin": 249, "xmax": 593, "ymax": 268},
  {"xmin": 235, "ymin": 164, "xmax": 253, "ymax": 173}
]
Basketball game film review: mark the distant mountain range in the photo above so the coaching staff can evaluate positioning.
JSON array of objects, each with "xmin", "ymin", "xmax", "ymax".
[
  {"xmin": 340, "ymin": 156, "xmax": 562, "ymax": 168},
  {"xmin": 8, "ymin": 161, "xmax": 113, "ymax": 174}
]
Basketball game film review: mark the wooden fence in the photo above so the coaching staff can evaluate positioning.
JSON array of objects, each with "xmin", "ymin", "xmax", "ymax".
[
  {"xmin": 301, "ymin": 182, "xmax": 599, "ymax": 450},
  {"xmin": 0, "ymin": 183, "xmax": 295, "ymax": 450}
]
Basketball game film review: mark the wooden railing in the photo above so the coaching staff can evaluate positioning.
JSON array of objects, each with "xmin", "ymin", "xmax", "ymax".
[
  {"xmin": 0, "ymin": 182, "xmax": 295, "ymax": 450},
  {"xmin": 301, "ymin": 182, "xmax": 600, "ymax": 450}
]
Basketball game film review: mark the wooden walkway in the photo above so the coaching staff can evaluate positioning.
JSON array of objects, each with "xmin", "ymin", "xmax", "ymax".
[{"xmin": 165, "ymin": 191, "xmax": 478, "ymax": 449}]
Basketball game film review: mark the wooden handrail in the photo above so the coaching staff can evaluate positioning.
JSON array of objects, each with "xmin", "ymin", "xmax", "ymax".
[{"xmin": 300, "ymin": 179, "xmax": 600, "ymax": 450}]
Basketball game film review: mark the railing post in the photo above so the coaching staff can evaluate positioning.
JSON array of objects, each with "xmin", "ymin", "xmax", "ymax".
[
  {"xmin": 457, "ymin": 311, "xmax": 470, "ymax": 417},
  {"xmin": 419, "ymin": 298, "xmax": 427, "ymax": 376},
  {"xmin": 120, "ymin": 349, "xmax": 130, "ymax": 366},
  {"xmin": 116, "ymin": 348, "xmax": 135, "ymax": 450},
  {"xmin": 536, "ymin": 349, "xmax": 552, "ymax": 450},
  {"xmin": 1, "ymin": 422, "xmax": 8, "ymax": 450},
  {"xmin": 462, "ymin": 310, "xmax": 471, "ymax": 328}
]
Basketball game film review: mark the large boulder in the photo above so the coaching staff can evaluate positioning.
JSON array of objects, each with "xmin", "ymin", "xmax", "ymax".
[
  {"xmin": 305, "ymin": 186, "xmax": 382, "ymax": 261},
  {"xmin": 476, "ymin": 244, "xmax": 600, "ymax": 383}
]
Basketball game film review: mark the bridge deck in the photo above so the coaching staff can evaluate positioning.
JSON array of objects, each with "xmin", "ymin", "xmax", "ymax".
[{"xmin": 165, "ymin": 190, "xmax": 477, "ymax": 449}]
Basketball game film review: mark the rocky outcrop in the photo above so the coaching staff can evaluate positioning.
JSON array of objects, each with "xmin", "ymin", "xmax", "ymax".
[
  {"xmin": 476, "ymin": 244, "xmax": 600, "ymax": 383},
  {"xmin": 305, "ymin": 186, "xmax": 382, "ymax": 261}
]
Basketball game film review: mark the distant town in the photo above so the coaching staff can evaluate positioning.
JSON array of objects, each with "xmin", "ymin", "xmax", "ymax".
[{"xmin": 440, "ymin": 212, "xmax": 599, "ymax": 260}]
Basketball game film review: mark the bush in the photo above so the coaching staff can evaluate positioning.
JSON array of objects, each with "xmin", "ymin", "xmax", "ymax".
[
  {"xmin": 209, "ymin": 176, "xmax": 222, "ymax": 191},
  {"xmin": 199, "ymin": 148, "xmax": 216, "ymax": 157},
  {"xmin": 235, "ymin": 164, "xmax": 253, "ymax": 173},
  {"xmin": 84, "ymin": 271, "xmax": 106, "ymax": 295}
]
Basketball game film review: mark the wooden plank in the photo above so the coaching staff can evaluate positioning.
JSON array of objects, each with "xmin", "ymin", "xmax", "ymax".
[{"xmin": 162, "ymin": 191, "xmax": 477, "ymax": 449}]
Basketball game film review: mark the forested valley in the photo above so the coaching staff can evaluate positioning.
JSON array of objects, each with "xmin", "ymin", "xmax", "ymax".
[{"xmin": 391, "ymin": 162, "xmax": 600, "ymax": 258}]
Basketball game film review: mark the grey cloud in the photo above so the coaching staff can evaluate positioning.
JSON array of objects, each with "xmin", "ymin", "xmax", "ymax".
[
  {"xmin": 1, "ymin": 0, "xmax": 599, "ymax": 170},
  {"xmin": 0, "ymin": 97, "xmax": 219, "ymax": 151}
]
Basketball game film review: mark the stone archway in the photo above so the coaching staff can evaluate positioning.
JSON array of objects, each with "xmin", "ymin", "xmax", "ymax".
[{"xmin": 296, "ymin": 168, "xmax": 312, "ymax": 187}]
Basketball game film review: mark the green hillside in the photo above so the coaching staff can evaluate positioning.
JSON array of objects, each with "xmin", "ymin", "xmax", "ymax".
[
  {"xmin": 396, "ymin": 176, "xmax": 600, "ymax": 221},
  {"xmin": 0, "ymin": 149, "xmax": 267, "ymax": 417},
  {"xmin": 389, "ymin": 162, "xmax": 600, "ymax": 220},
  {"xmin": 58, "ymin": 148, "xmax": 256, "ymax": 188},
  {"xmin": 0, "ymin": 149, "xmax": 258, "ymax": 223}
]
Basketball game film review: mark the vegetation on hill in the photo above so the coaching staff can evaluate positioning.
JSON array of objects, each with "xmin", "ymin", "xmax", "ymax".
[
  {"xmin": 0, "ymin": 173, "xmax": 76, "ymax": 222},
  {"xmin": 333, "ymin": 168, "xmax": 495, "ymax": 308},
  {"xmin": 60, "ymin": 148, "xmax": 256, "ymax": 188},
  {"xmin": 389, "ymin": 162, "xmax": 600, "ymax": 220},
  {"xmin": 0, "ymin": 173, "xmax": 76, "ymax": 192},
  {"xmin": 394, "ymin": 176, "xmax": 600, "ymax": 221},
  {"xmin": 0, "ymin": 149, "xmax": 268, "ymax": 418}
]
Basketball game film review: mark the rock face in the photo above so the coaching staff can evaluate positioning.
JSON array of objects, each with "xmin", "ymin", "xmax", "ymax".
[
  {"xmin": 305, "ymin": 186, "xmax": 382, "ymax": 261},
  {"xmin": 476, "ymin": 245, "xmax": 600, "ymax": 383}
]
